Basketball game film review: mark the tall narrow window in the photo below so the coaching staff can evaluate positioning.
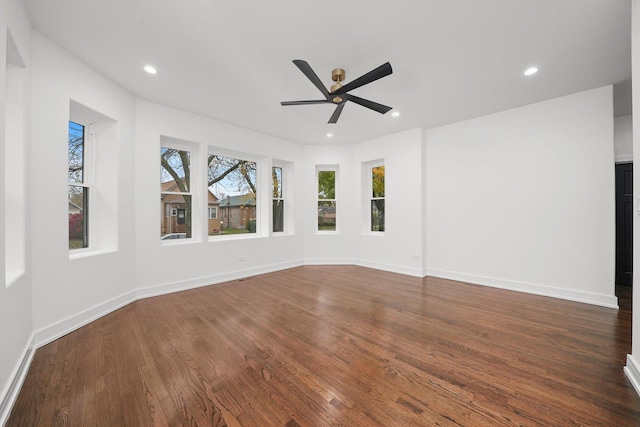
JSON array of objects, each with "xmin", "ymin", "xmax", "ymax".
[
  {"xmin": 160, "ymin": 147, "xmax": 192, "ymax": 239},
  {"xmin": 272, "ymin": 166, "xmax": 284, "ymax": 232},
  {"xmin": 68, "ymin": 120, "xmax": 89, "ymax": 249},
  {"xmin": 208, "ymin": 154, "xmax": 257, "ymax": 235},
  {"xmin": 371, "ymin": 165, "xmax": 385, "ymax": 232},
  {"xmin": 317, "ymin": 169, "xmax": 336, "ymax": 231}
]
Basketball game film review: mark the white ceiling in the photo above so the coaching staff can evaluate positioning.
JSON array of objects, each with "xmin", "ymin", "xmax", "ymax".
[{"xmin": 24, "ymin": 0, "xmax": 631, "ymax": 145}]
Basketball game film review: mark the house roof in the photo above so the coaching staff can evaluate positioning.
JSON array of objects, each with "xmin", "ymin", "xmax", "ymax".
[
  {"xmin": 161, "ymin": 180, "xmax": 219, "ymax": 204},
  {"xmin": 25, "ymin": 0, "xmax": 631, "ymax": 145},
  {"xmin": 220, "ymin": 194, "xmax": 256, "ymax": 207}
]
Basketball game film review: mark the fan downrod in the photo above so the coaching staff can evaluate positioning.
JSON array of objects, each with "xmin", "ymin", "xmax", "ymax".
[{"xmin": 331, "ymin": 68, "xmax": 345, "ymax": 103}]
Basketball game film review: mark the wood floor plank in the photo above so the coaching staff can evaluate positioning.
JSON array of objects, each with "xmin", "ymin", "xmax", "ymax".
[{"xmin": 7, "ymin": 266, "xmax": 640, "ymax": 426}]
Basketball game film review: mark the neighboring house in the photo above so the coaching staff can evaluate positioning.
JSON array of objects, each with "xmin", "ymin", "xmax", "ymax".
[
  {"xmin": 219, "ymin": 194, "xmax": 256, "ymax": 230},
  {"xmin": 317, "ymin": 205, "xmax": 336, "ymax": 226},
  {"xmin": 160, "ymin": 180, "xmax": 221, "ymax": 235}
]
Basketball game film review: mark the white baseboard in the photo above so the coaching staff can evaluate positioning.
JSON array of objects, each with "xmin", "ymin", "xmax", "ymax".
[
  {"xmin": 303, "ymin": 257, "xmax": 354, "ymax": 266},
  {"xmin": 426, "ymin": 268, "xmax": 618, "ymax": 308},
  {"xmin": 0, "ymin": 334, "xmax": 36, "ymax": 427},
  {"xmin": 353, "ymin": 258, "xmax": 423, "ymax": 278},
  {"xmin": 136, "ymin": 259, "xmax": 304, "ymax": 300},
  {"xmin": 625, "ymin": 354, "xmax": 640, "ymax": 398},
  {"xmin": 34, "ymin": 290, "xmax": 137, "ymax": 348}
]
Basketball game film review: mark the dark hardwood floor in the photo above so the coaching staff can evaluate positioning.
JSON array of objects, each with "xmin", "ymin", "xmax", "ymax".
[{"xmin": 8, "ymin": 266, "xmax": 640, "ymax": 426}]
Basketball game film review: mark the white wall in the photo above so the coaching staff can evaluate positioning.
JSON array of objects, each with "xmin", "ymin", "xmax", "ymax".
[
  {"xmin": 615, "ymin": 115, "xmax": 633, "ymax": 163},
  {"xmin": 626, "ymin": 0, "xmax": 640, "ymax": 397},
  {"xmin": 351, "ymin": 128, "xmax": 424, "ymax": 276},
  {"xmin": 299, "ymin": 143, "xmax": 355, "ymax": 264},
  {"xmin": 0, "ymin": 0, "xmax": 32, "ymax": 422},
  {"xmin": 425, "ymin": 86, "xmax": 617, "ymax": 307},
  {"xmin": 29, "ymin": 33, "xmax": 137, "ymax": 344},
  {"xmin": 134, "ymin": 100, "xmax": 305, "ymax": 297}
]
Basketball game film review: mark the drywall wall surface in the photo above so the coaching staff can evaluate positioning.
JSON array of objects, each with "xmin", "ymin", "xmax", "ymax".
[
  {"xmin": 134, "ymin": 99, "xmax": 305, "ymax": 295},
  {"xmin": 0, "ymin": 0, "xmax": 33, "ymax": 422},
  {"xmin": 615, "ymin": 115, "xmax": 633, "ymax": 163},
  {"xmin": 30, "ymin": 32, "xmax": 137, "ymax": 340},
  {"xmin": 425, "ymin": 86, "xmax": 616, "ymax": 307},
  {"xmin": 351, "ymin": 128, "xmax": 424, "ymax": 276}
]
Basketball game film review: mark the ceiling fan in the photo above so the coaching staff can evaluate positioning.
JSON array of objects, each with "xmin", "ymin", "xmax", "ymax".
[{"xmin": 281, "ymin": 60, "xmax": 393, "ymax": 124}]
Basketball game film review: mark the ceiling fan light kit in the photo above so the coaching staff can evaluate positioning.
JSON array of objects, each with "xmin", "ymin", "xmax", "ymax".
[{"xmin": 281, "ymin": 60, "xmax": 393, "ymax": 124}]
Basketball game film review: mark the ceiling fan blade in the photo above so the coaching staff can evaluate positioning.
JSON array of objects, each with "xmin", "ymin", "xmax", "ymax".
[
  {"xmin": 328, "ymin": 103, "xmax": 345, "ymax": 124},
  {"xmin": 281, "ymin": 100, "xmax": 331, "ymax": 106},
  {"xmin": 345, "ymin": 94, "xmax": 393, "ymax": 114},
  {"xmin": 293, "ymin": 60, "xmax": 331, "ymax": 100},
  {"xmin": 331, "ymin": 62, "xmax": 392, "ymax": 96}
]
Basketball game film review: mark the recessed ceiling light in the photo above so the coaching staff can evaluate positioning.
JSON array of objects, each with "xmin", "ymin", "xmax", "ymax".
[
  {"xmin": 391, "ymin": 111, "xmax": 400, "ymax": 118},
  {"xmin": 144, "ymin": 65, "xmax": 157, "ymax": 74},
  {"xmin": 326, "ymin": 133, "xmax": 334, "ymax": 138},
  {"xmin": 524, "ymin": 67, "xmax": 538, "ymax": 76}
]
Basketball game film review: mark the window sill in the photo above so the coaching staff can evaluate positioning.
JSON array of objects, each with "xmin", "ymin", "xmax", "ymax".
[
  {"xmin": 69, "ymin": 248, "xmax": 117, "ymax": 260},
  {"xmin": 208, "ymin": 233, "xmax": 264, "ymax": 242}
]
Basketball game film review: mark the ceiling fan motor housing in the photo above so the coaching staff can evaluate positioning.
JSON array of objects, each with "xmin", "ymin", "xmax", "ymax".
[{"xmin": 331, "ymin": 68, "xmax": 345, "ymax": 103}]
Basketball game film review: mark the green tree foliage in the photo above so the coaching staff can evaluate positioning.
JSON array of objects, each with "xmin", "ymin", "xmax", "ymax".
[
  {"xmin": 318, "ymin": 170, "xmax": 335, "ymax": 199},
  {"xmin": 372, "ymin": 166, "xmax": 385, "ymax": 197}
]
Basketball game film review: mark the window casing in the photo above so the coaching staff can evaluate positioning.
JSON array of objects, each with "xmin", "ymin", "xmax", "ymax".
[
  {"xmin": 317, "ymin": 167, "xmax": 337, "ymax": 232},
  {"xmin": 272, "ymin": 166, "xmax": 284, "ymax": 233},
  {"xmin": 370, "ymin": 164, "xmax": 385, "ymax": 232},
  {"xmin": 208, "ymin": 207, "xmax": 218, "ymax": 219},
  {"xmin": 160, "ymin": 146, "xmax": 192, "ymax": 239},
  {"xmin": 68, "ymin": 119, "xmax": 91, "ymax": 250},
  {"xmin": 208, "ymin": 153, "xmax": 257, "ymax": 236}
]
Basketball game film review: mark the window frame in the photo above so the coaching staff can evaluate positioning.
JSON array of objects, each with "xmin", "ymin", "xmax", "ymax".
[
  {"xmin": 369, "ymin": 162, "xmax": 385, "ymax": 233},
  {"xmin": 316, "ymin": 165, "xmax": 339, "ymax": 234},
  {"xmin": 272, "ymin": 165, "xmax": 284, "ymax": 233},
  {"xmin": 208, "ymin": 206, "xmax": 218, "ymax": 219},
  {"xmin": 68, "ymin": 117, "xmax": 94, "ymax": 252},
  {"xmin": 160, "ymin": 143, "xmax": 194, "ymax": 242},
  {"xmin": 207, "ymin": 147, "xmax": 261, "ymax": 240}
]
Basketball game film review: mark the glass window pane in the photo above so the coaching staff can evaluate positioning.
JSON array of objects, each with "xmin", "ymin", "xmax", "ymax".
[
  {"xmin": 272, "ymin": 167, "xmax": 282, "ymax": 198},
  {"xmin": 208, "ymin": 155, "xmax": 257, "ymax": 237},
  {"xmin": 318, "ymin": 201, "xmax": 336, "ymax": 231},
  {"xmin": 372, "ymin": 166, "xmax": 385, "ymax": 198},
  {"xmin": 160, "ymin": 147, "xmax": 190, "ymax": 192},
  {"xmin": 318, "ymin": 171, "xmax": 335, "ymax": 200},
  {"xmin": 371, "ymin": 199, "xmax": 385, "ymax": 232},
  {"xmin": 273, "ymin": 199, "xmax": 284, "ymax": 232},
  {"xmin": 68, "ymin": 121, "xmax": 84, "ymax": 184},
  {"xmin": 68, "ymin": 185, "xmax": 88, "ymax": 249},
  {"xmin": 161, "ymin": 194, "xmax": 191, "ymax": 239}
]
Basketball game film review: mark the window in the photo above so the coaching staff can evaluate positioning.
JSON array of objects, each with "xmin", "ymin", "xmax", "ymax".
[
  {"xmin": 208, "ymin": 207, "xmax": 218, "ymax": 219},
  {"xmin": 160, "ymin": 146, "xmax": 192, "ymax": 239},
  {"xmin": 272, "ymin": 166, "xmax": 284, "ymax": 232},
  {"xmin": 371, "ymin": 165, "xmax": 385, "ymax": 232},
  {"xmin": 317, "ymin": 168, "xmax": 337, "ymax": 231},
  {"xmin": 208, "ymin": 154, "xmax": 257, "ymax": 236},
  {"xmin": 68, "ymin": 120, "xmax": 90, "ymax": 249}
]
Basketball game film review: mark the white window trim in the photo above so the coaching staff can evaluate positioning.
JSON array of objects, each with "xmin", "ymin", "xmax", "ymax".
[
  {"xmin": 68, "ymin": 116, "xmax": 94, "ymax": 254},
  {"xmin": 207, "ymin": 147, "xmax": 263, "ymax": 241},
  {"xmin": 160, "ymin": 142, "xmax": 196, "ymax": 243},
  {"xmin": 361, "ymin": 159, "xmax": 385, "ymax": 235},
  {"xmin": 208, "ymin": 207, "xmax": 218, "ymax": 219},
  {"xmin": 272, "ymin": 163, "xmax": 285, "ymax": 234},
  {"xmin": 316, "ymin": 165, "xmax": 339, "ymax": 234}
]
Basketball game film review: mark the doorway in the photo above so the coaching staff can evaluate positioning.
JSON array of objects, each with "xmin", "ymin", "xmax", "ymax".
[{"xmin": 615, "ymin": 162, "xmax": 633, "ymax": 288}]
